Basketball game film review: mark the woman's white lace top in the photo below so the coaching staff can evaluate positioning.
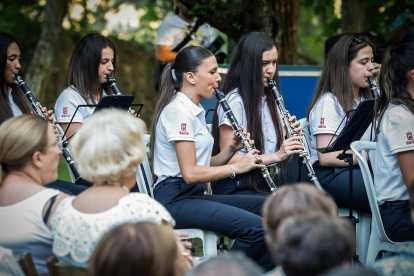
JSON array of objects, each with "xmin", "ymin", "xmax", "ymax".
[{"xmin": 50, "ymin": 193, "xmax": 175, "ymax": 267}]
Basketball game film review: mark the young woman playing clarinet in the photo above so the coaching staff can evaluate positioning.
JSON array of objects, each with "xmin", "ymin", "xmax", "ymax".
[
  {"xmin": 0, "ymin": 31, "xmax": 86, "ymax": 195},
  {"xmin": 55, "ymin": 33, "xmax": 136, "ymax": 140},
  {"xmin": 374, "ymin": 42, "xmax": 414, "ymax": 242},
  {"xmin": 211, "ymin": 32, "xmax": 304, "ymax": 196},
  {"xmin": 306, "ymin": 35, "xmax": 378, "ymax": 214},
  {"xmin": 150, "ymin": 45, "xmax": 273, "ymax": 271}
]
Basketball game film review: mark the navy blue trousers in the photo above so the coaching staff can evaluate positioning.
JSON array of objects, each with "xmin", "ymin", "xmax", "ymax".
[
  {"xmin": 380, "ymin": 200, "xmax": 414, "ymax": 242},
  {"xmin": 313, "ymin": 162, "xmax": 370, "ymax": 214},
  {"xmin": 154, "ymin": 177, "xmax": 273, "ymax": 271},
  {"xmin": 215, "ymin": 175, "xmax": 269, "ymax": 197},
  {"xmin": 45, "ymin": 180, "xmax": 88, "ymax": 195}
]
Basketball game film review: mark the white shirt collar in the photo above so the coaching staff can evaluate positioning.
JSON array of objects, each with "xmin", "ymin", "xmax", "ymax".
[{"xmin": 175, "ymin": 92, "xmax": 204, "ymax": 117}]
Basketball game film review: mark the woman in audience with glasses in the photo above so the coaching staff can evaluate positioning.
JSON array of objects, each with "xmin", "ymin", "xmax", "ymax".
[
  {"xmin": 0, "ymin": 31, "xmax": 87, "ymax": 195},
  {"xmin": 306, "ymin": 35, "xmax": 378, "ymax": 214},
  {"xmin": 374, "ymin": 42, "xmax": 414, "ymax": 242},
  {"xmin": 51, "ymin": 109, "xmax": 175, "ymax": 268},
  {"xmin": 0, "ymin": 115, "xmax": 69, "ymax": 276}
]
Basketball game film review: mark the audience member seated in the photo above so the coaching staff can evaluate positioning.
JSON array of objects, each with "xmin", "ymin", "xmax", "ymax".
[
  {"xmin": 0, "ymin": 115, "xmax": 69, "ymax": 276},
  {"xmin": 372, "ymin": 184, "xmax": 414, "ymax": 276},
  {"xmin": 262, "ymin": 184, "xmax": 338, "ymax": 276},
  {"xmin": 273, "ymin": 212, "xmax": 355, "ymax": 276},
  {"xmin": 89, "ymin": 221, "xmax": 190, "ymax": 276},
  {"xmin": 185, "ymin": 252, "xmax": 263, "ymax": 276},
  {"xmin": 51, "ymin": 109, "xmax": 175, "ymax": 268}
]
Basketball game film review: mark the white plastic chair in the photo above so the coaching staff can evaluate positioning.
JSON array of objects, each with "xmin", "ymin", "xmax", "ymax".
[
  {"xmin": 350, "ymin": 141, "xmax": 414, "ymax": 265},
  {"xmin": 136, "ymin": 136, "xmax": 229, "ymax": 258},
  {"xmin": 299, "ymin": 118, "xmax": 371, "ymax": 265}
]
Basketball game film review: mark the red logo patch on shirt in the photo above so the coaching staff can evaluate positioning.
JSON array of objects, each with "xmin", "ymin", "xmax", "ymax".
[
  {"xmin": 318, "ymin": 117, "xmax": 326, "ymax": 128},
  {"xmin": 407, "ymin": 132, "xmax": 414, "ymax": 145},
  {"xmin": 179, "ymin": 123, "xmax": 189, "ymax": 135},
  {"xmin": 61, "ymin": 107, "xmax": 70, "ymax": 118}
]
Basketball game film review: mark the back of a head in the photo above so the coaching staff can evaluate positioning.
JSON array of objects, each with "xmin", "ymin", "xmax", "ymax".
[
  {"xmin": 263, "ymin": 184, "xmax": 337, "ymax": 245},
  {"xmin": 319, "ymin": 266, "xmax": 380, "ymax": 276},
  {"xmin": 70, "ymin": 109, "xmax": 146, "ymax": 183},
  {"xmin": 0, "ymin": 115, "xmax": 48, "ymax": 182},
  {"xmin": 90, "ymin": 221, "xmax": 177, "ymax": 276},
  {"xmin": 185, "ymin": 252, "xmax": 264, "ymax": 276},
  {"xmin": 274, "ymin": 212, "xmax": 355, "ymax": 276}
]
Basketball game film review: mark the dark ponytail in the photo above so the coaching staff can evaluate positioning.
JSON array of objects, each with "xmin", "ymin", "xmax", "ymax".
[
  {"xmin": 375, "ymin": 43, "xmax": 414, "ymax": 136},
  {"xmin": 149, "ymin": 46, "xmax": 213, "ymax": 182}
]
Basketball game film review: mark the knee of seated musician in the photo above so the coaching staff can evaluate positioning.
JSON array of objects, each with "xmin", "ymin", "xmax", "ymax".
[{"xmin": 45, "ymin": 180, "xmax": 88, "ymax": 195}]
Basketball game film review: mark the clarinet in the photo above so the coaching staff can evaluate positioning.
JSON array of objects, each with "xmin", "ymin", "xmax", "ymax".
[
  {"xmin": 107, "ymin": 75, "xmax": 132, "ymax": 114},
  {"xmin": 214, "ymin": 88, "xmax": 276, "ymax": 194},
  {"xmin": 267, "ymin": 78, "xmax": 324, "ymax": 192},
  {"xmin": 368, "ymin": 77, "xmax": 379, "ymax": 99},
  {"xmin": 14, "ymin": 74, "xmax": 84, "ymax": 185}
]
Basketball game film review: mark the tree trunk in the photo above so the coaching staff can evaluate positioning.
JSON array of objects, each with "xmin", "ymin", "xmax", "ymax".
[
  {"xmin": 341, "ymin": 0, "xmax": 367, "ymax": 33},
  {"xmin": 25, "ymin": 0, "xmax": 67, "ymax": 102},
  {"xmin": 273, "ymin": 0, "xmax": 300, "ymax": 64}
]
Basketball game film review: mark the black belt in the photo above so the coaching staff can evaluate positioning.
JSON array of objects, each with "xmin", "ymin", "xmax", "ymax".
[
  {"xmin": 381, "ymin": 200, "xmax": 409, "ymax": 209},
  {"xmin": 153, "ymin": 177, "xmax": 183, "ymax": 195}
]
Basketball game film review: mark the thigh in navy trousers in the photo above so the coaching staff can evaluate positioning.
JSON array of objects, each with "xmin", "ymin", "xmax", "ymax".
[
  {"xmin": 313, "ymin": 162, "xmax": 370, "ymax": 214},
  {"xmin": 380, "ymin": 201, "xmax": 414, "ymax": 242},
  {"xmin": 45, "ymin": 180, "xmax": 88, "ymax": 195},
  {"xmin": 215, "ymin": 175, "xmax": 269, "ymax": 197},
  {"xmin": 154, "ymin": 178, "xmax": 273, "ymax": 272}
]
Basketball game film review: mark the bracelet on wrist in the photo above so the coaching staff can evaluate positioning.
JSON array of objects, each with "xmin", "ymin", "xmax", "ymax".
[
  {"xmin": 229, "ymin": 164, "xmax": 236, "ymax": 178},
  {"xmin": 406, "ymin": 17, "xmax": 414, "ymax": 27}
]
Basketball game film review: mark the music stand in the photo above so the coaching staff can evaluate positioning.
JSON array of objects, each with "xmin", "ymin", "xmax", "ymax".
[
  {"xmin": 317, "ymin": 98, "xmax": 375, "ymax": 265},
  {"xmin": 62, "ymin": 102, "xmax": 144, "ymax": 143}
]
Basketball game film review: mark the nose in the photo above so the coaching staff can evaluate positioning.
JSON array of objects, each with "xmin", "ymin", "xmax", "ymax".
[
  {"xmin": 107, "ymin": 61, "xmax": 114, "ymax": 71},
  {"xmin": 216, "ymin": 72, "xmax": 222, "ymax": 83},
  {"xmin": 266, "ymin": 63, "xmax": 275, "ymax": 76},
  {"xmin": 15, "ymin": 59, "xmax": 21, "ymax": 70}
]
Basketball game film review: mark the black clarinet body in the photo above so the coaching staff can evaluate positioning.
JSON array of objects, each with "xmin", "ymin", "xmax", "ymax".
[
  {"xmin": 14, "ymin": 74, "xmax": 84, "ymax": 184},
  {"xmin": 267, "ymin": 78, "xmax": 324, "ymax": 192},
  {"xmin": 214, "ymin": 88, "xmax": 276, "ymax": 194},
  {"xmin": 368, "ymin": 77, "xmax": 379, "ymax": 99},
  {"xmin": 107, "ymin": 75, "xmax": 133, "ymax": 114}
]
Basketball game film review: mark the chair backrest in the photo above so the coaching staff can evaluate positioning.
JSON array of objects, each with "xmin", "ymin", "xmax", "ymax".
[
  {"xmin": 350, "ymin": 141, "xmax": 392, "ymax": 243},
  {"xmin": 298, "ymin": 118, "xmax": 311, "ymax": 155},
  {"xmin": 46, "ymin": 256, "xmax": 88, "ymax": 276},
  {"xmin": 136, "ymin": 134, "xmax": 155, "ymax": 198}
]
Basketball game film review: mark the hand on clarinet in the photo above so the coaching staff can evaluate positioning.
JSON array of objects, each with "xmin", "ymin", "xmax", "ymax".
[
  {"xmin": 33, "ymin": 107, "xmax": 62, "ymax": 139},
  {"xmin": 129, "ymin": 109, "xmax": 140, "ymax": 117},
  {"xmin": 233, "ymin": 149, "xmax": 265, "ymax": 174},
  {"xmin": 288, "ymin": 115, "xmax": 304, "ymax": 134},
  {"xmin": 228, "ymin": 127, "xmax": 254, "ymax": 152},
  {"xmin": 277, "ymin": 136, "xmax": 304, "ymax": 162}
]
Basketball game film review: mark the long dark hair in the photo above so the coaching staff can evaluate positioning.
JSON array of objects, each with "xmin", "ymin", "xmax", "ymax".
[
  {"xmin": 211, "ymin": 32, "xmax": 283, "ymax": 194},
  {"xmin": 375, "ymin": 43, "xmax": 414, "ymax": 136},
  {"xmin": 0, "ymin": 32, "xmax": 30, "ymax": 124},
  {"xmin": 306, "ymin": 35, "xmax": 375, "ymax": 120},
  {"xmin": 65, "ymin": 33, "xmax": 116, "ymax": 104},
  {"xmin": 149, "ymin": 46, "xmax": 214, "ymax": 181}
]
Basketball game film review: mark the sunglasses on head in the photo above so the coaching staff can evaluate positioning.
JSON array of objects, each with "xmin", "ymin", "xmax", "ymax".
[{"xmin": 353, "ymin": 36, "xmax": 371, "ymax": 43}]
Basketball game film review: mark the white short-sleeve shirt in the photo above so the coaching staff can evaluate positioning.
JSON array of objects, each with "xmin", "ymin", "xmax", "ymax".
[
  {"xmin": 154, "ymin": 92, "xmax": 214, "ymax": 185},
  {"xmin": 54, "ymin": 86, "xmax": 107, "ymax": 124},
  {"xmin": 8, "ymin": 87, "xmax": 23, "ymax": 117},
  {"xmin": 309, "ymin": 93, "xmax": 374, "ymax": 165},
  {"xmin": 156, "ymin": 15, "xmax": 212, "ymax": 49},
  {"xmin": 374, "ymin": 104, "xmax": 414, "ymax": 205},
  {"xmin": 216, "ymin": 88, "xmax": 283, "ymax": 166}
]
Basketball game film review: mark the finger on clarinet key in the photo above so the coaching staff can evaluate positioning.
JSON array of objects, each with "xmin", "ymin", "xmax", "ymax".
[{"xmin": 288, "ymin": 115, "xmax": 297, "ymax": 122}]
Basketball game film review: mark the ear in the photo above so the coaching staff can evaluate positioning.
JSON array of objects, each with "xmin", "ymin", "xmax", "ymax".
[
  {"xmin": 31, "ymin": 151, "xmax": 44, "ymax": 170},
  {"xmin": 410, "ymin": 69, "xmax": 414, "ymax": 81},
  {"xmin": 184, "ymin": 72, "xmax": 196, "ymax": 85}
]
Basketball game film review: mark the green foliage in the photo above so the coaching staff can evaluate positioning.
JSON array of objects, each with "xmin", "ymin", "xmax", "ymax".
[{"xmin": 233, "ymin": 22, "xmax": 242, "ymax": 31}]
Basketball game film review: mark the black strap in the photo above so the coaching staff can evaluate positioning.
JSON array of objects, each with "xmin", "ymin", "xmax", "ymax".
[
  {"xmin": 43, "ymin": 195, "xmax": 58, "ymax": 224},
  {"xmin": 171, "ymin": 20, "xmax": 204, "ymax": 52}
]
